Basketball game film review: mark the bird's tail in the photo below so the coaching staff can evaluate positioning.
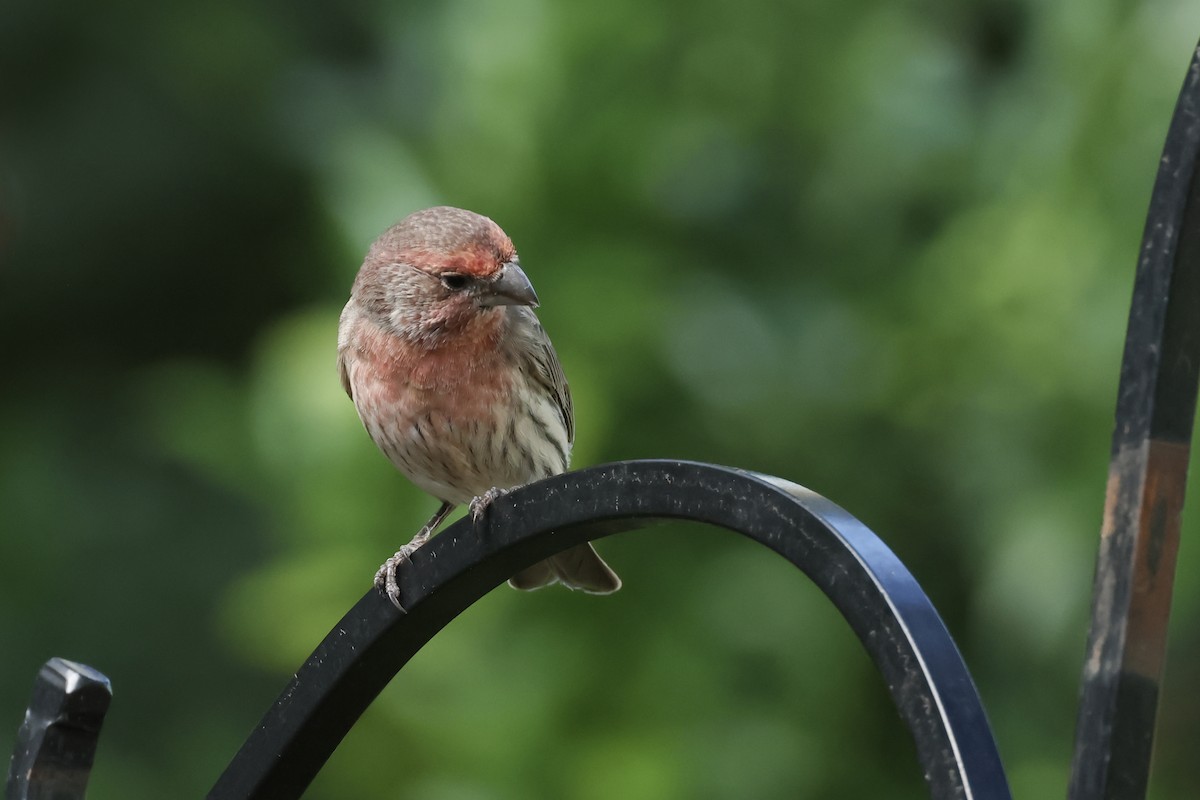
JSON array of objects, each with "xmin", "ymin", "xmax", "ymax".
[{"xmin": 508, "ymin": 542, "xmax": 621, "ymax": 594}]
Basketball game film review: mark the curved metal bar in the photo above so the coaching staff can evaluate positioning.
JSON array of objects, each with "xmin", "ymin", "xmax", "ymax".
[
  {"xmin": 1068, "ymin": 41, "xmax": 1200, "ymax": 800},
  {"xmin": 5, "ymin": 658, "xmax": 112, "ymax": 800},
  {"xmin": 208, "ymin": 460, "xmax": 1009, "ymax": 800}
]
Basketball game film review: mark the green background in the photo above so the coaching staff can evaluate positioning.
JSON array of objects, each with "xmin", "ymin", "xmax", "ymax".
[{"xmin": 4, "ymin": 0, "xmax": 1200, "ymax": 797}]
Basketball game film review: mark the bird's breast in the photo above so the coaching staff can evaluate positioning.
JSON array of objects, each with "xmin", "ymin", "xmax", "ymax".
[
  {"xmin": 351, "ymin": 326, "xmax": 516, "ymax": 425},
  {"xmin": 344, "ymin": 319, "xmax": 567, "ymax": 503}
]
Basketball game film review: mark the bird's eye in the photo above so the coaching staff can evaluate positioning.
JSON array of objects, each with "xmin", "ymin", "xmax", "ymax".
[{"xmin": 440, "ymin": 273, "xmax": 470, "ymax": 291}]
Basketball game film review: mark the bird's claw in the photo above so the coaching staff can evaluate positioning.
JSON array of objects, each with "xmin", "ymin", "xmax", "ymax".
[
  {"xmin": 374, "ymin": 504, "xmax": 450, "ymax": 613},
  {"xmin": 470, "ymin": 487, "xmax": 508, "ymax": 522},
  {"xmin": 374, "ymin": 543, "xmax": 422, "ymax": 612}
]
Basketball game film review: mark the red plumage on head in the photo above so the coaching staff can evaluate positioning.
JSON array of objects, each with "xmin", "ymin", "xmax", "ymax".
[{"xmin": 369, "ymin": 206, "xmax": 516, "ymax": 277}]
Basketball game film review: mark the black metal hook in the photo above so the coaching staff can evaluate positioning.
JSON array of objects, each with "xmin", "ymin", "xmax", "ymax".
[{"xmin": 208, "ymin": 461, "xmax": 1010, "ymax": 800}]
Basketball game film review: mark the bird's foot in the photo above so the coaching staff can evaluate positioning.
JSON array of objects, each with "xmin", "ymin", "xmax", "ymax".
[
  {"xmin": 470, "ymin": 487, "xmax": 509, "ymax": 523},
  {"xmin": 374, "ymin": 532, "xmax": 432, "ymax": 612}
]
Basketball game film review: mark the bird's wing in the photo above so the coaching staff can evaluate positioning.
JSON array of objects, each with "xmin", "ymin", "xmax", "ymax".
[
  {"xmin": 337, "ymin": 349, "xmax": 353, "ymax": 399},
  {"xmin": 517, "ymin": 309, "xmax": 574, "ymax": 445}
]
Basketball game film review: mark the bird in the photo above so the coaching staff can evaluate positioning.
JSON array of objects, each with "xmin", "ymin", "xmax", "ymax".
[{"xmin": 336, "ymin": 206, "xmax": 621, "ymax": 609}]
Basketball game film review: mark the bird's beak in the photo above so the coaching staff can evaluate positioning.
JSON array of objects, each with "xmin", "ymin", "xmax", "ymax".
[{"xmin": 480, "ymin": 261, "xmax": 540, "ymax": 308}]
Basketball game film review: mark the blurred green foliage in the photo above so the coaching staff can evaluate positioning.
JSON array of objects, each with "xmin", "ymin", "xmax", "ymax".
[{"xmin": 3, "ymin": 0, "xmax": 1200, "ymax": 797}]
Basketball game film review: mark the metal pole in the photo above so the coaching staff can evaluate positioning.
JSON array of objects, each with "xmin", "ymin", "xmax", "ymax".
[{"xmin": 1068, "ymin": 41, "xmax": 1200, "ymax": 800}]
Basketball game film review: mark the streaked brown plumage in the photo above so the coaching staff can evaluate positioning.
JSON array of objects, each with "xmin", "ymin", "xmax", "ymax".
[{"xmin": 337, "ymin": 206, "xmax": 620, "ymax": 608}]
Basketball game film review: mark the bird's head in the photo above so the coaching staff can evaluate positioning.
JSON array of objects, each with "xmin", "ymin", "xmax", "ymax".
[{"xmin": 350, "ymin": 206, "xmax": 539, "ymax": 343}]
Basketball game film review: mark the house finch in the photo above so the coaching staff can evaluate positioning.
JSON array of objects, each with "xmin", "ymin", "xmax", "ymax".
[{"xmin": 337, "ymin": 206, "xmax": 621, "ymax": 609}]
